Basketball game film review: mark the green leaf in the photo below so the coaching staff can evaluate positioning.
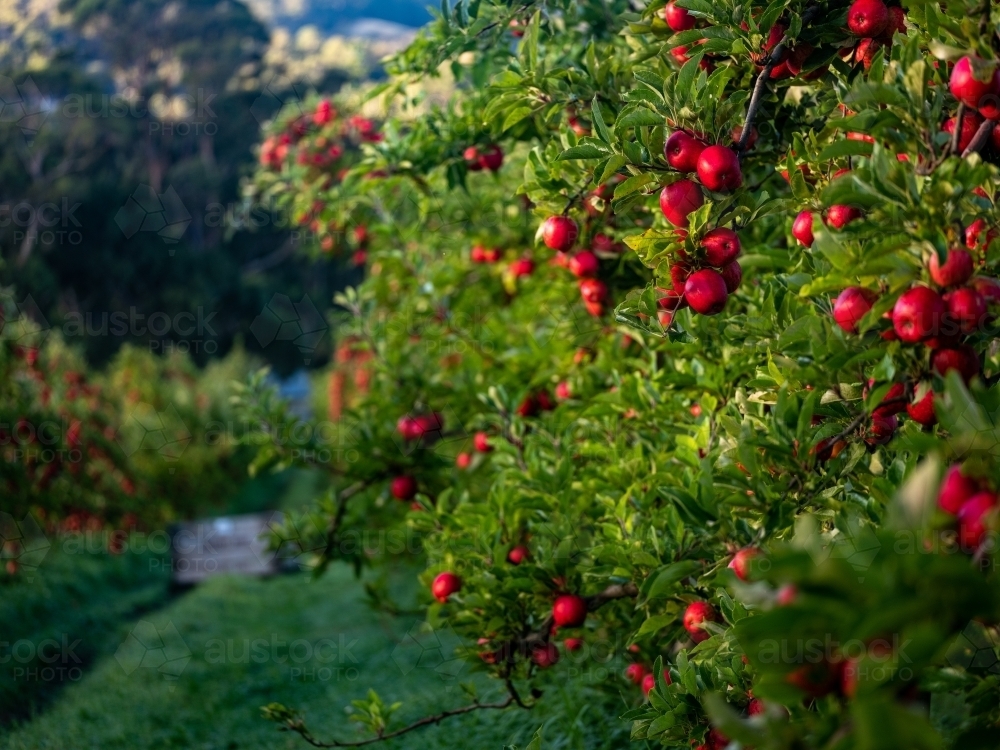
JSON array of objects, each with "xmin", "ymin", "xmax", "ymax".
[
  {"xmin": 647, "ymin": 560, "xmax": 701, "ymax": 599},
  {"xmin": 816, "ymin": 139, "xmax": 874, "ymax": 161},
  {"xmin": 614, "ymin": 172, "xmax": 659, "ymax": 199},
  {"xmin": 636, "ymin": 614, "xmax": 673, "ymax": 637},
  {"xmin": 502, "ymin": 107, "xmax": 534, "ymax": 131},
  {"xmin": 592, "ymin": 97, "xmax": 611, "ymax": 144},
  {"xmin": 491, "ymin": 70, "xmax": 523, "ymax": 88},
  {"xmin": 616, "ymin": 107, "xmax": 664, "ymax": 130},
  {"xmin": 598, "ymin": 154, "xmax": 628, "ymax": 185},
  {"xmin": 556, "ymin": 144, "xmax": 608, "ymax": 160}
]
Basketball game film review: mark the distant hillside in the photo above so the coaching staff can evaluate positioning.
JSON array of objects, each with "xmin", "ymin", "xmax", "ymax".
[{"xmin": 244, "ymin": 0, "xmax": 432, "ymax": 35}]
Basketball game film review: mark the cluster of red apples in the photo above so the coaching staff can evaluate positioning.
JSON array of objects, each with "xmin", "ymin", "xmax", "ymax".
[
  {"xmin": 658, "ymin": 130, "xmax": 744, "ymax": 321},
  {"xmin": 463, "ymin": 143, "xmax": 504, "ymax": 172},
  {"xmin": 830, "ymin": 238, "xmax": 998, "ymax": 441},
  {"xmin": 938, "ymin": 464, "xmax": 998, "ymax": 550},
  {"xmin": 539, "ymin": 214, "xmax": 610, "ymax": 316}
]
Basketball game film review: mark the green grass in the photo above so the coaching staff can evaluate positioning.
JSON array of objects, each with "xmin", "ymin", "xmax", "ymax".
[
  {"xmin": 1, "ymin": 563, "xmax": 632, "ymax": 750},
  {"xmin": 1, "ymin": 471, "xmax": 634, "ymax": 749}
]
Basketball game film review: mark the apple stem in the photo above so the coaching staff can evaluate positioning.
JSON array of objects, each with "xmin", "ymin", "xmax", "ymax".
[{"xmin": 962, "ymin": 118, "xmax": 993, "ymax": 158}]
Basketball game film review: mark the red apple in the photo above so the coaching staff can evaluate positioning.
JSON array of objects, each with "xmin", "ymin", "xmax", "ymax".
[
  {"xmin": 463, "ymin": 146, "xmax": 483, "ymax": 171},
  {"xmin": 660, "ymin": 179, "xmax": 704, "ymax": 228},
  {"xmin": 748, "ymin": 698, "xmax": 766, "ymax": 716},
  {"xmin": 966, "ymin": 219, "xmax": 999, "ymax": 253},
  {"xmin": 664, "ymin": 0, "xmax": 696, "ymax": 31},
  {"xmin": 824, "ymin": 204, "xmax": 863, "ymax": 229},
  {"xmin": 706, "ymin": 728, "xmax": 730, "ymax": 750},
  {"xmin": 553, "ymin": 594, "xmax": 588, "ymax": 627},
  {"xmin": 563, "ymin": 637, "xmax": 583, "ymax": 651},
  {"xmin": 555, "ymin": 381, "xmax": 572, "ymax": 400},
  {"xmin": 943, "ymin": 110, "xmax": 985, "ymax": 154},
  {"xmin": 872, "ymin": 381, "xmax": 907, "ymax": 417},
  {"xmin": 833, "ymin": 286, "xmax": 877, "ymax": 333},
  {"xmin": 480, "ymin": 144, "xmax": 503, "ymax": 171},
  {"xmin": 682, "ymin": 601, "xmax": 717, "ymax": 643},
  {"xmin": 507, "ymin": 545, "xmax": 529, "ymax": 564},
  {"xmin": 728, "ymin": 548, "xmax": 757, "ymax": 581},
  {"xmin": 939, "ymin": 464, "xmax": 980, "ymax": 514},
  {"xmin": 531, "ymin": 642, "xmax": 559, "ymax": 667},
  {"xmin": 949, "ymin": 56, "xmax": 1000, "ymax": 110},
  {"xmin": 696, "ymin": 145, "xmax": 742, "ymax": 191},
  {"xmin": 541, "ymin": 216, "xmax": 579, "ymax": 252},
  {"xmin": 776, "ymin": 583, "xmax": 798, "ymax": 606},
  {"xmin": 957, "ymin": 491, "xmax": 997, "ymax": 548},
  {"xmin": 568, "ymin": 250, "xmax": 599, "ymax": 278},
  {"xmin": 929, "ymin": 249, "xmax": 974, "ymax": 287},
  {"xmin": 536, "ymin": 389, "xmax": 555, "ymax": 411},
  {"xmin": 517, "ymin": 395, "xmax": 539, "ymax": 417},
  {"xmin": 945, "ymin": 287, "xmax": 986, "ymax": 334},
  {"xmin": 786, "ymin": 660, "xmax": 839, "ymax": 698},
  {"xmin": 456, "ymin": 452, "xmax": 471, "ymax": 469},
  {"xmin": 931, "ymin": 344, "xmax": 980, "ymax": 382},
  {"xmin": 971, "ymin": 276, "xmax": 1000, "ymax": 304},
  {"xmin": 866, "ymin": 413, "xmax": 897, "ymax": 445},
  {"xmin": 431, "ymin": 571, "xmax": 461, "ymax": 603},
  {"xmin": 641, "ymin": 669, "xmax": 672, "ymax": 696},
  {"xmin": 625, "ymin": 663, "xmax": 647, "ymax": 685},
  {"xmin": 510, "ymin": 258, "xmax": 535, "ymax": 278},
  {"xmin": 906, "ymin": 386, "xmax": 936, "ymax": 427},
  {"xmin": 665, "ymin": 130, "xmax": 706, "ymax": 173},
  {"xmin": 720, "ymin": 260, "xmax": 742, "ymax": 293},
  {"xmin": 671, "ymin": 262, "xmax": 691, "ymax": 293},
  {"xmin": 792, "ymin": 210, "xmax": 815, "ymax": 247},
  {"xmin": 847, "ymin": 0, "xmax": 889, "ymax": 37},
  {"xmin": 881, "ymin": 5, "xmax": 906, "ymax": 38},
  {"xmin": 855, "ymin": 39, "xmax": 882, "ymax": 75},
  {"xmin": 474, "ymin": 431, "xmax": 492, "ymax": 452},
  {"xmin": 670, "ymin": 45, "xmax": 691, "ymax": 65},
  {"xmin": 397, "ymin": 415, "xmax": 422, "ymax": 441},
  {"xmin": 391, "ymin": 475, "xmax": 418, "ymax": 500},
  {"xmin": 579, "ymin": 278, "xmax": 608, "ymax": 305},
  {"xmin": 685, "ymin": 269, "xmax": 729, "ymax": 314},
  {"xmin": 892, "ymin": 286, "xmax": 945, "ymax": 342},
  {"xmin": 701, "ymin": 227, "xmax": 741, "ymax": 267}
]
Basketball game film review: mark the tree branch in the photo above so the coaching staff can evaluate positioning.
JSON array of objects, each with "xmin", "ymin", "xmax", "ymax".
[
  {"xmin": 949, "ymin": 102, "xmax": 965, "ymax": 157},
  {"xmin": 737, "ymin": 7, "xmax": 820, "ymax": 158},
  {"xmin": 284, "ymin": 694, "xmax": 518, "ymax": 748},
  {"xmin": 962, "ymin": 118, "xmax": 993, "ymax": 157},
  {"xmin": 737, "ymin": 49, "xmax": 782, "ymax": 157}
]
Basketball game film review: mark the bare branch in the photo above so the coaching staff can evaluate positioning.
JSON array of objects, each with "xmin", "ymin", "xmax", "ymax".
[{"xmin": 286, "ymin": 694, "xmax": 517, "ymax": 748}]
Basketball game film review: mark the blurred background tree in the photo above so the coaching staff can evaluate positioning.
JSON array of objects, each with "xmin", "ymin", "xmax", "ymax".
[{"xmin": 0, "ymin": 0, "xmax": 422, "ymax": 374}]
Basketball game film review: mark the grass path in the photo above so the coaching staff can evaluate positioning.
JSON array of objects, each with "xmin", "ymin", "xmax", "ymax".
[{"xmin": 1, "ymin": 561, "xmax": 632, "ymax": 750}]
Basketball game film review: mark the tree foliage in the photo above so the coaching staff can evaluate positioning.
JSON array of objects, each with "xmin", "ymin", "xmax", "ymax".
[{"xmin": 246, "ymin": 0, "xmax": 1000, "ymax": 747}]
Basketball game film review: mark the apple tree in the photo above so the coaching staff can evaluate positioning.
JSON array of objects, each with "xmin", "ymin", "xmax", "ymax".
[{"xmin": 245, "ymin": 0, "xmax": 1000, "ymax": 747}]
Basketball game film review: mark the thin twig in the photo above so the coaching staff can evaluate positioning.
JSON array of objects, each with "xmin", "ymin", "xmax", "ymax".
[
  {"xmin": 737, "ymin": 7, "xmax": 820, "ymax": 158},
  {"xmin": 950, "ymin": 102, "xmax": 965, "ymax": 156},
  {"xmin": 962, "ymin": 118, "xmax": 993, "ymax": 157},
  {"xmin": 290, "ymin": 695, "xmax": 517, "ymax": 748},
  {"xmin": 562, "ymin": 183, "xmax": 590, "ymax": 215},
  {"xmin": 737, "ymin": 50, "xmax": 781, "ymax": 157}
]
